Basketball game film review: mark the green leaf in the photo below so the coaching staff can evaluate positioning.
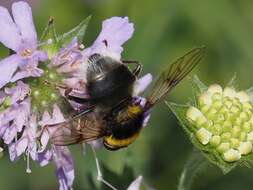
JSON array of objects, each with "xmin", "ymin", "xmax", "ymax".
[
  {"xmin": 40, "ymin": 17, "xmax": 59, "ymax": 59},
  {"xmin": 166, "ymin": 101, "xmax": 237, "ymax": 174},
  {"xmin": 58, "ymin": 15, "xmax": 91, "ymax": 47},
  {"xmin": 191, "ymin": 75, "xmax": 208, "ymax": 105},
  {"xmin": 227, "ymin": 73, "xmax": 238, "ymax": 88}
]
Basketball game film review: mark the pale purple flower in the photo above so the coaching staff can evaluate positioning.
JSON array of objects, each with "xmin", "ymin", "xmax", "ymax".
[
  {"xmin": 0, "ymin": 3, "xmax": 147, "ymax": 189},
  {"xmin": 53, "ymin": 146, "xmax": 74, "ymax": 190},
  {"xmin": 52, "ymin": 38, "xmax": 83, "ymax": 74},
  {"xmin": 133, "ymin": 73, "xmax": 153, "ymax": 96},
  {"xmin": 83, "ymin": 17, "xmax": 134, "ymax": 61},
  {"xmin": 37, "ymin": 105, "xmax": 75, "ymax": 190},
  {"xmin": 0, "ymin": 1, "xmax": 47, "ymax": 89},
  {"xmin": 8, "ymin": 114, "xmax": 37, "ymax": 173},
  {"xmin": 0, "ymin": 82, "xmax": 31, "ymax": 147},
  {"xmin": 38, "ymin": 105, "xmax": 66, "ymax": 152}
]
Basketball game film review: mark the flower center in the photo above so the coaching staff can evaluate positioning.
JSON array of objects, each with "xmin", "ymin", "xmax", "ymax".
[{"xmin": 25, "ymin": 65, "xmax": 69, "ymax": 114}]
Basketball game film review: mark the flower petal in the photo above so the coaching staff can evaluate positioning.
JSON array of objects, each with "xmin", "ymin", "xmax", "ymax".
[
  {"xmin": 12, "ymin": 1, "xmax": 37, "ymax": 48},
  {"xmin": 127, "ymin": 176, "xmax": 143, "ymax": 190},
  {"xmin": 0, "ymin": 6, "xmax": 21, "ymax": 51},
  {"xmin": 3, "ymin": 123, "xmax": 17, "ymax": 144},
  {"xmin": 5, "ymin": 81, "xmax": 31, "ymax": 104},
  {"xmin": 11, "ymin": 64, "xmax": 44, "ymax": 82},
  {"xmin": 53, "ymin": 146, "xmax": 75, "ymax": 190},
  {"xmin": 16, "ymin": 137, "xmax": 28, "ymax": 157},
  {"xmin": 52, "ymin": 105, "xmax": 65, "ymax": 123},
  {"xmin": 8, "ymin": 142, "xmax": 18, "ymax": 161},
  {"xmin": 89, "ymin": 17, "xmax": 134, "ymax": 60},
  {"xmin": 37, "ymin": 150, "xmax": 53, "ymax": 166},
  {"xmin": 133, "ymin": 73, "xmax": 153, "ymax": 96},
  {"xmin": 0, "ymin": 55, "xmax": 22, "ymax": 89},
  {"xmin": 14, "ymin": 98, "xmax": 31, "ymax": 132}
]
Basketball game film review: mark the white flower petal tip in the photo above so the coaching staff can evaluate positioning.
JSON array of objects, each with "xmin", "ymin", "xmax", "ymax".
[
  {"xmin": 186, "ymin": 106, "xmax": 204, "ymax": 122},
  {"xmin": 223, "ymin": 87, "xmax": 236, "ymax": 99},
  {"xmin": 133, "ymin": 73, "xmax": 153, "ymax": 95},
  {"xmin": 207, "ymin": 84, "xmax": 223, "ymax": 95},
  {"xmin": 236, "ymin": 91, "xmax": 250, "ymax": 103},
  {"xmin": 196, "ymin": 128, "xmax": 212, "ymax": 145},
  {"xmin": 238, "ymin": 142, "xmax": 252, "ymax": 155},
  {"xmin": 223, "ymin": 149, "xmax": 241, "ymax": 162},
  {"xmin": 127, "ymin": 176, "xmax": 143, "ymax": 190}
]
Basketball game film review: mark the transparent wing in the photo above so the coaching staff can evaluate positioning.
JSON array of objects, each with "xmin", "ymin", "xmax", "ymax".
[
  {"xmin": 46, "ymin": 108, "xmax": 106, "ymax": 146},
  {"xmin": 146, "ymin": 47, "xmax": 205, "ymax": 107}
]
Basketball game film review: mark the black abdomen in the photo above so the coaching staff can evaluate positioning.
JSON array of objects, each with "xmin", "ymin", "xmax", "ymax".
[{"xmin": 110, "ymin": 114, "xmax": 144, "ymax": 139}]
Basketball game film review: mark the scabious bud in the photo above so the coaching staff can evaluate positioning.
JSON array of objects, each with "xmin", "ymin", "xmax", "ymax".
[
  {"xmin": 168, "ymin": 76, "xmax": 253, "ymax": 173},
  {"xmin": 186, "ymin": 84, "xmax": 253, "ymax": 163}
]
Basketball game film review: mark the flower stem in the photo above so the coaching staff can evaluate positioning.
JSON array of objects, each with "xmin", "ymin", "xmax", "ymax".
[{"xmin": 178, "ymin": 149, "xmax": 209, "ymax": 190}]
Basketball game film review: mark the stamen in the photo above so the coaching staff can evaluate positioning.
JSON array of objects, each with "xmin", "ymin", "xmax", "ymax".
[
  {"xmin": 47, "ymin": 38, "xmax": 53, "ymax": 44},
  {"xmin": 79, "ymin": 44, "xmax": 85, "ymax": 50},
  {"xmin": 26, "ymin": 150, "xmax": 32, "ymax": 174},
  {"xmin": 21, "ymin": 49, "xmax": 33, "ymax": 57}
]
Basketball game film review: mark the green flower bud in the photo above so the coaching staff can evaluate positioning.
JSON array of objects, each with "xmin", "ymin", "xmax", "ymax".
[
  {"xmin": 230, "ymin": 105, "xmax": 240, "ymax": 116},
  {"xmin": 170, "ymin": 78, "xmax": 253, "ymax": 169},
  {"xmin": 247, "ymin": 131, "xmax": 253, "ymax": 143},
  {"xmin": 198, "ymin": 92, "xmax": 212, "ymax": 107},
  {"xmin": 242, "ymin": 122, "xmax": 251, "ymax": 133},
  {"xmin": 186, "ymin": 107, "xmax": 204, "ymax": 122},
  {"xmin": 217, "ymin": 142, "xmax": 230, "ymax": 153},
  {"xmin": 200, "ymin": 105, "xmax": 210, "ymax": 113},
  {"xmin": 196, "ymin": 128, "xmax": 212, "ymax": 145},
  {"xmin": 211, "ymin": 124, "xmax": 222, "ymax": 135},
  {"xmin": 212, "ymin": 93, "xmax": 223, "ymax": 101},
  {"xmin": 221, "ymin": 132, "xmax": 232, "ymax": 142},
  {"xmin": 238, "ymin": 142, "xmax": 252, "ymax": 155},
  {"xmin": 184, "ymin": 84, "xmax": 253, "ymax": 163},
  {"xmin": 223, "ymin": 87, "xmax": 236, "ymax": 99},
  {"xmin": 236, "ymin": 91, "xmax": 250, "ymax": 103},
  {"xmin": 230, "ymin": 138, "xmax": 240, "ymax": 148},
  {"xmin": 231, "ymin": 126, "xmax": 241, "ymax": 138},
  {"xmin": 223, "ymin": 149, "xmax": 241, "ymax": 162},
  {"xmin": 210, "ymin": 135, "xmax": 221, "ymax": 147},
  {"xmin": 208, "ymin": 84, "xmax": 223, "ymax": 95},
  {"xmin": 243, "ymin": 102, "xmax": 252, "ymax": 111},
  {"xmin": 239, "ymin": 132, "xmax": 247, "ymax": 142}
]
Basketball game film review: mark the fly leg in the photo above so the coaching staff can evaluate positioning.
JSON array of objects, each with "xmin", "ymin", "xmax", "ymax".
[
  {"xmin": 122, "ymin": 60, "xmax": 143, "ymax": 77},
  {"xmin": 91, "ymin": 146, "xmax": 118, "ymax": 190}
]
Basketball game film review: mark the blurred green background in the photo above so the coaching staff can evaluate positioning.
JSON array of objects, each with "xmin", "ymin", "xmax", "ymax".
[{"xmin": 1, "ymin": 0, "xmax": 253, "ymax": 189}]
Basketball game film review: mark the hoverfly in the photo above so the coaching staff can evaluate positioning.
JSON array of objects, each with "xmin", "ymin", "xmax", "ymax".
[{"xmin": 45, "ymin": 47, "xmax": 205, "ymax": 151}]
